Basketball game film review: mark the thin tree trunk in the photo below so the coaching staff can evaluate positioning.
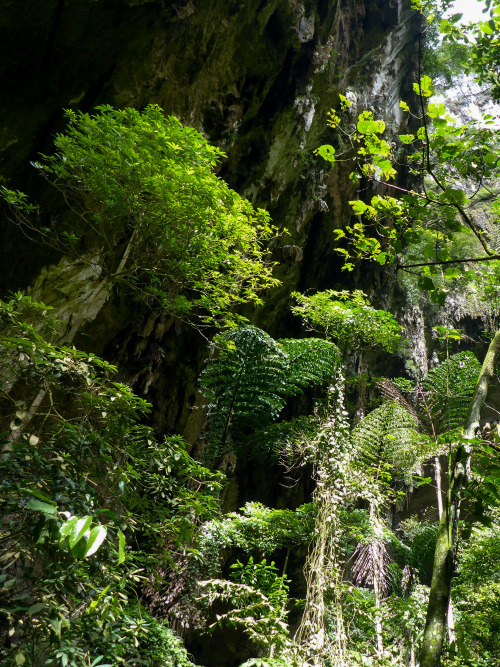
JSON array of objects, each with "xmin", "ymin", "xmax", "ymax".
[
  {"xmin": 369, "ymin": 503, "xmax": 384, "ymax": 659},
  {"xmin": 354, "ymin": 353, "xmax": 367, "ymax": 424},
  {"xmin": 435, "ymin": 453, "xmax": 457, "ymax": 646},
  {"xmin": 435, "ymin": 455, "xmax": 443, "ymax": 520},
  {"xmin": 373, "ymin": 539, "xmax": 384, "ymax": 659},
  {"xmin": 420, "ymin": 328, "xmax": 500, "ymax": 667},
  {"xmin": 410, "ymin": 640, "xmax": 416, "ymax": 667}
]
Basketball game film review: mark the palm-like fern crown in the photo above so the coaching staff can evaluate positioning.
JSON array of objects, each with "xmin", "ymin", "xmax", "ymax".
[
  {"xmin": 420, "ymin": 351, "xmax": 481, "ymax": 438},
  {"xmin": 351, "ymin": 400, "xmax": 425, "ymax": 476},
  {"xmin": 200, "ymin": 326, "xmax": 340, "ymax": 462}
]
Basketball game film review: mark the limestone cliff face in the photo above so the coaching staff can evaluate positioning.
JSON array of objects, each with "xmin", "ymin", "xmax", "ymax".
[{"xmin": 0, "ymin": 0, "xmax": 423, "ymax": 435}]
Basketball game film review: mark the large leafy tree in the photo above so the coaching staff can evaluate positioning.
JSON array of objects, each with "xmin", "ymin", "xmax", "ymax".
[{"xmin": 2, "ymin": 105, "xmax": 279, "ymax": 333}]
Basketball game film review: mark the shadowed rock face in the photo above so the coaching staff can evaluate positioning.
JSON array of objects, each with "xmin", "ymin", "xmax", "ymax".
[
  {"xmin": 0, "ymin": 0, "xmax": 423, "ymax": 456},
  {"xmin": 1, "ymin": 0, "xmax": 423, "ymax": 513}
]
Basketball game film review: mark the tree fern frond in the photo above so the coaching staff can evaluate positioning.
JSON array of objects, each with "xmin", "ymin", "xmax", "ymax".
[
  {"xmin": 200, "ymin": 327, "xmax": 340, "ymax": 463},
  {"xmin": 351, "ymin": 540, "xmax": 392, "ymax": 595},
  {"xmin": 200, "ymin": 326, "xmax": 288, "ymax": 462},
  {"xmin": 278, "ymin": 337, "xmax": 340, "ymax": 396},
  {"xmin": 378, "ymin": 378, "xmax": 420, "ymax": 422},
  {"xmin": 351, "ymin": 401, "xmax": 426, "ymax": 474},
  {"xmin": 421, "ymin": 351, "xmax": 481, "ymax": 437}
]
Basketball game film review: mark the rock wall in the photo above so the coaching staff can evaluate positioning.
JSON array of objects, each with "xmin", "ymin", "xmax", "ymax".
[{"xmin": 0, "ymin": 0, "xmax": 424, "ymax": 434}]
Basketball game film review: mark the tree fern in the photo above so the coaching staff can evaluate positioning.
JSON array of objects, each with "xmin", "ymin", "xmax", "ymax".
[
  {"xmin": 420, "ymin": 351, "xmax": 481, "ymax": 439},
  {"xmin": 200, "ymin": 327, "xmax": 287, "ymax": 463},
  {"xmin": 278, "ymin": 337, "xmax": 341, "ymax": 395},
  {"xmin": 378, "ymin": 377, "xmax": 419, "ymax": 422},
  {"xmin": 199, "ymin": 326, "xmax": 340, "ymax": 464},
  {"xmin": 351, "ymin": 400, "xmax": 426, "ymax": 476}
]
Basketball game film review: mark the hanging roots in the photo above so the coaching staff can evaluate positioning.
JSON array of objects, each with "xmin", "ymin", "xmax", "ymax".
[{"xmin": 294, "ymin": 376, "xmax": 351, "ymax": 667}]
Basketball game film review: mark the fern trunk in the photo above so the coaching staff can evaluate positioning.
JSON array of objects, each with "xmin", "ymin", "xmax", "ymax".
[{"xmin": 420, "ymin": 329, "xmax": 500, "ymax": 666}]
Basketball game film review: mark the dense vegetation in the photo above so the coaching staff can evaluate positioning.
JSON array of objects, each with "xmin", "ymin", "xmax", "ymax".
[{"xmin": 1, "ymin": 1, "xmax": 500, "ymax": 666}]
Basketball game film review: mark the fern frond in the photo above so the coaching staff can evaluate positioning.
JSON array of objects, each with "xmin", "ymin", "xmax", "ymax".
[
  {"xmin": 421, "ymin": 351, "xmax": 481, "ymax": 437},
  {"xmin": 351, "ymin": 540, "xmax": 392, "ymax": 595},
  {"xmin": 200, "ymin": 327, "xmax": 340, "ymax": 463},
  {"xmin": 200, "ymin": 327, "xmax": 288, "ymax": 462},
  {"xmin": 278, "ymin": 337, "xmax": 340, "ymax": 396},
  {"xmin": 351, "ymin": 400, "xmax": 425, "ymax": 474},
  {"xmin": 378, "ymin": 378, "xmax": 419, "ymax": 422}
]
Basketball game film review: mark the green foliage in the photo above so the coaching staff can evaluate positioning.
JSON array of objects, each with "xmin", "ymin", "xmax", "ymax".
[
  {"xmin": 200, "ymin": 325, "xmax": 340, "ymax": 463},
  {"xmin": 423, "ymin": 37, "xmax": 470, "ymax": 89},
  {"xmin": 446, "ymin": 518, "xmax": 500, "ymax": 665},
  {"xmin": 200, "ymin": 502, "xmax": 315, "ymax": 557},
  {"xmin": 315, "ymin": 83, "xmax": 500, "ymax": 297},
  {"xmin": 0, "ymin": 292, "xmax": 116, "ymax": 398},
  {"xmin": 0, "ymin": 296, "xmax": 219, "ymax": 665},
  {"xmin": 291, "ymin": 290, "xmax": 402, "ymax": 353},
  {"xmin": 351, "ymin": 401, "xmax": 426, "ymax": 479},
  {"xmin": 2, "ymin": 105, "xmax": 279, "ymax": 329},
  {"xmin": 469, "ymin": 439, "xmax": 500, "ymax": 510},
  {"xmin": 420, "ymin": 351, "xmax": 481, "ymax": 438},
  {"xmin": 399, "ymin": 519, "xmax": 439, "ymax": 584},
  {"xmin": 437, "ymin": 0, "xmax": 500, "ymax": 101},
  {"xmin": 199, "ymin": 558, "xmax": 296, "ymax": 662},
  {"xmin": 384, "ymin": 584, "xmax": 429, "ymax": 663},
  {"xmin": 469, "ymin": 2, "xmax": 500, "ymax": 100}
]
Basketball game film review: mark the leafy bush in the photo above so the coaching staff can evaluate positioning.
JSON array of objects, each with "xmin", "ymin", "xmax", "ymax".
[
  {"xmin": 291, "ymin": 290, "xmax": 402, "ymax": 353},
  {"xmin": 3, "ymin": 105, "xmax": 279, "ymax": 329},
  {"xmin": 0, "ymin": 295, "xmax": 220, "ymax": 665}
]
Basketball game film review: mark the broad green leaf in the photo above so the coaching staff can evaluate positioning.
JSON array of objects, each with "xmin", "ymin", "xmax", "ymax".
[
  {"xmin": 69, "ymin": 516, "xmax": 92, "ymax": 548},
  {"xmin": 117, "ymin": 528, "xmax": 125, "ymax": 565},
  {"xmin": 350, "ymin": 200, "xmax": 368, "ymax": 215},
  {"xmin": 443, "ymin": 187, "xmax": 467, "ymax": 205},
  {"xmin": 430, "ymin": 289, "xmax": 448, "ymax": 306},
  {"xmin": 357, "ymin": 118, "xmax": 385, "ymax": 135},
  {"xmin": 399, "ymin": 134, "xmax": 415, "ymax": 144},
  {"xmin": 315, "ymin": 144, "xmax": 335, "ymax": 162},
  {"xmin": 433, "ymin": 118, "xmax": 447, "ymax": 128},
  {"xmin": 338, "ymin": 93, "xmax": 352, "ymax": 109},
  {"xmin": 20, "ymin": 488, "xmax": 53, "ymax": 503},
  {"xmin": 71, "ymin": 536, "xmax": 90, "ymax": 559},
  {"xmin": 85, "ymin": 525, "xmax": 107, "ymax": 558},
  {"xmin": 27, "ymin": 602, "xmax": 45, "ymax": 615},
  {"xmin": 59, "ymin": 516, "xmax": 78, "ymax": 539},
  {"xmin": 88, "ymin": 584, "xmax": 110, "ymax": 612},
  {"xmin": 444, "ymin": 267, "xmax": 461, "ymax": 279},
  {"xmin": 413, "ymin": 75, "xmax": 433, "ymax": 97},
  {"xmin": 418, "ymin": 276, "xmax": 434, "ymax": 291},
  {"xmin": 484, "ymin": 153, "xmax": 498, "ymax": 165},
  {"xmin": 26, "ymin": 499, "xmax": 57, "ymax": 514}
]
